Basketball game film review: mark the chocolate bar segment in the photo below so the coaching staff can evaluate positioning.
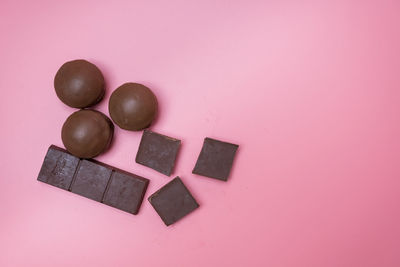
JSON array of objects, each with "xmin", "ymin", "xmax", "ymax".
[
  {"xmin": 148, "ymin": 177, "xmax": 199, "ymax": 226},
  {"xmin": 37, "ymin": 145, "xmax": 80, "ymax": 190},
  {"xmin": 135, "ymin": 130, "xmax": 181, "ymax": 176},
  {"xmin": 103, "ymin": 171, "xmax": 149, "ymax": 214},
  {"xmin": 70, "ymin": 160, "xmax": 112, "ymax": 202},
  {"xmin": 37, "ymin": 145, "xmax": 149, "ymax": 215},
  {"xmin": 192, "ymin": 138, "xmax": 238, "ymax": 181}
]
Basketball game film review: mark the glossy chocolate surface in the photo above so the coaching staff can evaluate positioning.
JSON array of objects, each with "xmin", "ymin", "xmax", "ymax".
[
  {"xmin": 61, "ymin": 109, "xmax": 114, "ymax": 159},
  {"xmin": 109, "ymin": 83, "xmax": 157, "ymax": 131},
  {"xmin": 54, "ymin": 59, "xmax": 105, "ymax": 108}
]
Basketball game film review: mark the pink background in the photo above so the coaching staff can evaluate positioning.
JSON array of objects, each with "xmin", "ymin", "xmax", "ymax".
[{"xmin": 1, "ymin": 0, "xmax": 400, "ymax": 266}]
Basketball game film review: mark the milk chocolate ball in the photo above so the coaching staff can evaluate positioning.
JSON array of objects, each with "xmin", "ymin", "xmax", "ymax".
[
  {"xmin": 61, "ymin": 109, "xmax": 114, "ymax": 158},
  {"xmin": 54, "ymin": 59, "xmax": 105, "ymax": 108},
  {"xmin": 108, "ymin": 83, "xmax": 158, "ymax": 131}
]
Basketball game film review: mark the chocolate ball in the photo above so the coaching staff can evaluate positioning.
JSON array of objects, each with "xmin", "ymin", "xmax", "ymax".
[
  {"xmin": 108, "ymin": 83, "xmax": 158, "ymax": 131},
  {"xmin": 61, "ymin": 109, "xmax": 114, "ymax": 158},
  {"xmin": 54, "ymin": 59, "xmax": 105, "ymax": 108}
]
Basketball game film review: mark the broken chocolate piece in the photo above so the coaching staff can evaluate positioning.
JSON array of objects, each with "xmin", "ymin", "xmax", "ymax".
[
  {"xmin": 148, "ymin": 177, "xmax": 199, "ymax": 226},
  {"xmin": 37, "ymin": 145, "xmax": 149, "ymax": 214},
  {"xmin": 103, "ymin": 170, "xmax": 149, "ymax": 214},
  {"xmin": 37, "ymin": 145, "xmax": 80, "ymax": 190},
  {"xmin": 135, "ymin": 130, "xmax": 181, "ymax": 176},
  {"xmin": 192, "ymin": 137, "xmax": 238, "ymax": 181}
]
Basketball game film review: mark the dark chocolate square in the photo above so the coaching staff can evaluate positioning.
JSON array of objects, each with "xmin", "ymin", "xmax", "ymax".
[
  {"xmin": 70, "ymin": 160, "xmax": 112, "ymax": 202},
  {"xmin": 135, "ymin": 130, "xmax": 181, "ymax": 176},
  {"xmin": 37, "ymin": 145, "xmax": 80, "ymax": 190},
  {"xmin": 192, "ymin": 137, "xmax": 238, "ymax": 181},
  {"xmin": 148, "ymin": 177, "xmax": 199, "ymax": 226},
  {"xmin": 103, "ymin": 170, "xmax": 149, "ymax": 214}
]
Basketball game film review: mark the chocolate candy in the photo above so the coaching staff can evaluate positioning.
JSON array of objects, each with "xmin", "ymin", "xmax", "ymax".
[
  {"xmin": 109, "ymin": 83, "xmax": 158, "ymax": 131},
  {"xmin": 135, "ymin": 130, "xmax": 181, "ymax": 176},
  {"xmin": 38, "ymin": 145, "xmax": 149, "ymax": 214},
  {"xmin": 54, "ymin": 59, "xmax": 105, "ymax": 108},
  {"xmin": 37, "ymin": 145, "xmax": 80, "ymax": 190},
  {"xmin": 192, "ymin": 138, "xmax": 238, "ymax": 181},
  {"xmin": 148, "ymin": 177, "xmax": 199, "ymax": 226},
  {"xmin": 61, "ymin": 109, "xmax": 114, "ymax": 159}
]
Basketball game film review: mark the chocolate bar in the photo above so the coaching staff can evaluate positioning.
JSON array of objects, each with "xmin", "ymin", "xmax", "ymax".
[
  {"xmin": 192, "ymin": 137, "xmax": 239, "ymax": 181},
  {"xmin": 135, "ymin": 130, "xmax": 181, "ymax": 176},
  {"xmin": 37, "ymin": 145, "xmax": 149, "ymax": 214},
  {"xmin": 148, "ymin": 177, "xmax": 199, "ymax": 226}
]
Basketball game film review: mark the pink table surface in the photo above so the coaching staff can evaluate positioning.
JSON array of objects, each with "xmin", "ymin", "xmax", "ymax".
[{"xmin": 1, "ymin": 0, "xmax": 400, "ymax": 266}]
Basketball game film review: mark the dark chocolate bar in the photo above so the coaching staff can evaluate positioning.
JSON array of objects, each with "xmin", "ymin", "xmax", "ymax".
[
  {"xmin": 37, "ymin": 145, "xmax": 149, "ymax": 215},
  {"xmin": 192, "ymin": 137, "xmax": 238, "ymax": 181},
  {"xmin": 148, "ymin": 177, "xmax": 199, "ymax": 226},
  {"xmin": 135, "ymin": 130, "xmax": 181, "ymax": 176}
]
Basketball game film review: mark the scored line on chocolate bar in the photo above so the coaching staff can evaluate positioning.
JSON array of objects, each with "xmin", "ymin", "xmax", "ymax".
[
  {"xmin": 101, "ymin": 170, "xmax": 115, "ymax": 203},
  {"xmin": 68, "ymin": 159, "xmax": 82, "ymax": 192}
]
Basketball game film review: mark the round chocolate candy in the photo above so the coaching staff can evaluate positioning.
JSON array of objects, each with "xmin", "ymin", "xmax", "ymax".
[
  {"xmin": 61, "ymin": 109, "xmax": 114, "ymax": 158},
  {"xmin": 54, "ymin": 59, "xmax": 105, "ymax": 108},
  {"xmin": 108, "ymin": 83, "xmax": 158, "ymax": 131}
]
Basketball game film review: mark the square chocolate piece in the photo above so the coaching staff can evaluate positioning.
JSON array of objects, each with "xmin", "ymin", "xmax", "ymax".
[
  {"xmin": 135, "ymin": 130, "xmax": 181, "ymax": 176},
  {"xmin": 37, "ymin": 145, "xmax": 80, "ymax": 190},
  {"xmin": 192, "ymin": 137, "xmax": 238, "ymax": 181},
  {"xmin": 148, "ymin": 177, "xmax": 199, "ymax": 226},
  {"xmin": 103, "ymin": 170, "xmax": 149, "ymax": 214},
  {"xmin": 70, "ymin": 160, "xmax": 112, "ymax": 202}
]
